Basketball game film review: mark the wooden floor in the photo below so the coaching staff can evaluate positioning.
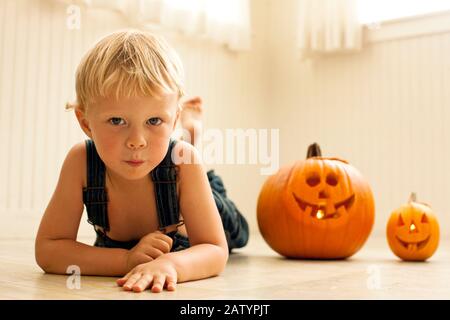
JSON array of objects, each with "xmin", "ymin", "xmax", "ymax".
[{"xmin": 1, "ymin": 234, "xmax": 449, "ymax": 300}]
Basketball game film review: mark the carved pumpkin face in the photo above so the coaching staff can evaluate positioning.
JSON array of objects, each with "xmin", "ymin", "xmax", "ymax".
[
  {"xmin": 387, "ymin": 195, "xmax": 439, "ymax": 261},
  {"xmin": 291, "ymin": 158, "xmax": 356, "ymax": 227},
  {"xmin": 257, "ymin": 143, "xmax": 375, "ymax": 259}
]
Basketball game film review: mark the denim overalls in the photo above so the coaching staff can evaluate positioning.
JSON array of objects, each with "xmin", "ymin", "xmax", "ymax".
[{"xmin": 82, "ymin": 138, "xmax": 249, "ymax": 252}]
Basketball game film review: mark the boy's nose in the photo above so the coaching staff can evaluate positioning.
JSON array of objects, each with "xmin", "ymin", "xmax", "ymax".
[
  {"xmin": 126, "ymin": 136, "xmax": 147, "ymax": 150},
  {"xmin": 127, "ymin": 141, "xmax": 145, "ymax": 150}
]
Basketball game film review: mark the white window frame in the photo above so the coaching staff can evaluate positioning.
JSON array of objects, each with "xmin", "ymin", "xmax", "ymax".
[{"xmin": 363, "ymin": 9, "xmax": 450, "ymax": 43}]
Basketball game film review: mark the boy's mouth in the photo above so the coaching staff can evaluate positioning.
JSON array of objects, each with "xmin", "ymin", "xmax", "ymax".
[{"xmin": 125, "ymin": 160, "xmax": 145, "ymax": 167}]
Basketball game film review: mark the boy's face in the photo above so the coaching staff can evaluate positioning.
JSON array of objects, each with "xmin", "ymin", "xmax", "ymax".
[{"xmin": 76, "ymin": 94, "xmax": 179, "ymax": 181}]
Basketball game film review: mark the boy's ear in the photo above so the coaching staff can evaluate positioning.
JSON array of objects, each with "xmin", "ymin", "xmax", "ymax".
[
  {"xmin": 172, "ymin": 107, "xmax": 180, "ymax": 130},
  {"xmin": 75, "ymin": 107, "xmax": 93, "ymax": 139}
]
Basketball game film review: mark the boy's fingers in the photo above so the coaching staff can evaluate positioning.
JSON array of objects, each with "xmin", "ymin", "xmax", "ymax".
[
  {"xmin": 117, "ymin": 270, "xmax": 133, "ymax": 286},
  {"xmin": 144, "ymin": 246, "xmax": 164, "ymax": 259},
  {"xmin": 139, "ymin": 254, "xmax": 154, "ymax": 264},
  {"xmin": 166, "ymin": 274, "xmax": 177, "ymax": 283},
  {"xmin": 166, "ymin": 282, "xmax": 176, "ymax": 291},
  {"xmin": 152, "ymin": 238, "xmax": 172, "ymax": 253},
  {"xmin": 154, "ymin": 233, "xmax": 173, "ymax": 248},
  {"xmin": 123, "ymin": 273, "xmax": 142, "ymax": 291},
  {"xmin": 132, "ymin": 274, "xmax": 154, "ymax": 293},
  {"xmin": 151, "ymin": 274, "xmax": 165, "ymax": 293},
  {"xmin": 166, "ymin": 275, "xmax": 177, "ymax": 291},
  {"xmin": 142, "ymin": 232, "xmax": 173, "ymax": 250}
]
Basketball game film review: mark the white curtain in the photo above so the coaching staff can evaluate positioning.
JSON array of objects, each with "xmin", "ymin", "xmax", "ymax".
[
  {"xmin": 64, "ymin": 0, "xmax": 252, "ymax": 51},
  {"xmin": 297, "ymin": 0, "xmax": 362, "ymax": 58}
]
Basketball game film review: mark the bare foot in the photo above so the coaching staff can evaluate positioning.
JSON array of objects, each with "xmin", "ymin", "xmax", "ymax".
[{"xmin": 180, "ymin": 96, "xmax": 203, "ymax": 147}]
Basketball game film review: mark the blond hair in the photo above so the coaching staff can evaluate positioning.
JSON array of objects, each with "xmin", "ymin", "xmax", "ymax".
[{"xmin": 66, "ymin": 29, "xmax": 185, "ymax": 113}]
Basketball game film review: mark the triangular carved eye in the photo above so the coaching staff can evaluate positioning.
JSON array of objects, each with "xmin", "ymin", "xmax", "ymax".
[
  {"xmin": 397, "ymin": 214, "xmax": 405, "ymax": 226},
  {"xmin": 421, "ymin": 214, "xmax": 429, "ymax": 223}
]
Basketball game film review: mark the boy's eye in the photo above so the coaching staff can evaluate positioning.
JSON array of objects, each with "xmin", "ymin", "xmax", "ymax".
[
  {"xmin": 109, "ymin": 117, "xmax": 125, "ymax": 126},
  {"xmin": 147, "ymin": 117, "xmax": 162, "ymax": 126}
]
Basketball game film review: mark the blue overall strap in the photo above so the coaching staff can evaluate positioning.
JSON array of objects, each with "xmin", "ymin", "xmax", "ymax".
[
  {"xmin": 82, "ymin": 139, "xmax": 110, "ymax": 231},
  {"xmin": 150, "ymin": 138, "xmax": 182, "ymax": 231}
]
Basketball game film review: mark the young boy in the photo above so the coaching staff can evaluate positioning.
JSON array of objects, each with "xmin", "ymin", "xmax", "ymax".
[{"xmin": 35, "ymin": 29, "xmax": 249, "ymax": 293}]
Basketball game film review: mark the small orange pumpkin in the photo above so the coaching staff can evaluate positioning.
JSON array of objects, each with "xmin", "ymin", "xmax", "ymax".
[
  {"xmin": 257, "ymin": 143, "xmax": 375, "ymax": 259},
  {"xmin": 386, "ymin": 193, "xmax": 439, "ymax": 261}
]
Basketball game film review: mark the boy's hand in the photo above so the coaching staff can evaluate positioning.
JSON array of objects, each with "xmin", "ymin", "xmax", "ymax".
[
  {"xmin": 117, "ymin": 257, "xmax": 178, "ymax": 293},
  {"xmin": 125, "ymin": 231, "xmax": 173, "ymax": 272}
]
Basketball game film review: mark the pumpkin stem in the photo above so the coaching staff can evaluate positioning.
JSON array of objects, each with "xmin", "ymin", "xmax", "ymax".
[
  {"xmin": 409, "ymin": 192, "xmax": 417, "ymax": 203},
  {"xmin": 307, "ymin": 143, "xmax": 322, "ymax": 158}
]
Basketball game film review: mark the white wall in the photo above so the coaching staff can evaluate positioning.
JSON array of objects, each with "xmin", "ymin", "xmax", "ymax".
[
  {"xmin": 1, "ymin": 0, "xmax": 449, "ymax": 241},
  {"xmin": 0, "ymin": 0, "xmax": 270, "ymax": 239},
  {"xmin": 265, "ymin": 0, "xmax": 450, "ymax": 237}
]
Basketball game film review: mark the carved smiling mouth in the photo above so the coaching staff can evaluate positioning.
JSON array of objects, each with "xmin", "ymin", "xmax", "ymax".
[
  {"xmin": 292, "ymin": 193, "xmax": 355, "ymax": 219},
  {"xmin": 395, "ymin": 235, "xmax": 430, "ymax": 250}
]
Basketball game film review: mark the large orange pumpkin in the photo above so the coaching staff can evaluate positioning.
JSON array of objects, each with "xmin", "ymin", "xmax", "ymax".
[
  {"xmin": 386, "ymin": 193, "xmax": 439, "ymax": 261},
  {"xmin": 257, "ymin": 143, "xmax": 375, "ymax": 259}
]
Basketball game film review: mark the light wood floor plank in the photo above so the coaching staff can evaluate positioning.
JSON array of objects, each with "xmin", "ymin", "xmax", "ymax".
[{"xmin": 0, "ymin": 235, "xmax": 449, "ymax": 299}]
